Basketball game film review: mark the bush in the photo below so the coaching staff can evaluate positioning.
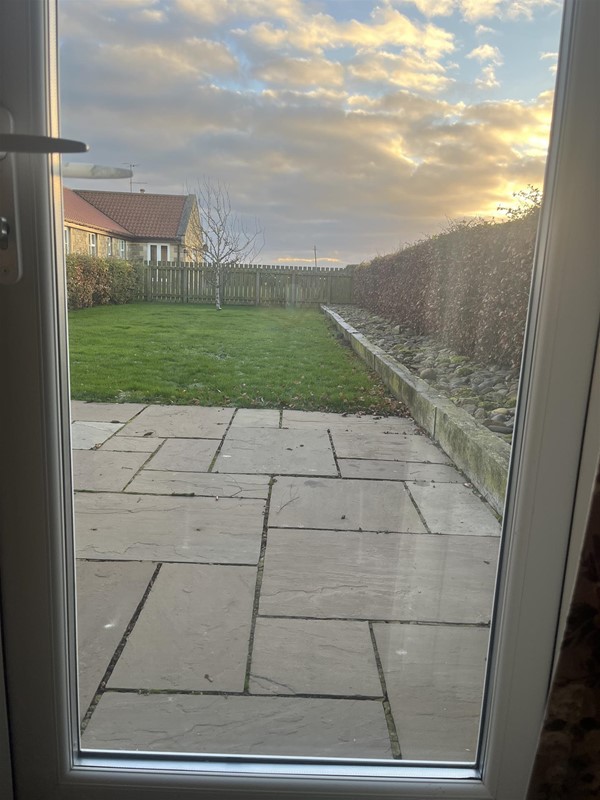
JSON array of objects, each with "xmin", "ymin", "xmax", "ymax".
[
  {"xmin": 106, "ymin": 258, "xmax": 145, "ymax": 305},
  {"xmin": 66, "ymin": 254, "xmax": 143, "ymax": 310},
  {"xmin": 353, "ymin": 210, "xmax": 539, "ymax": 369}
]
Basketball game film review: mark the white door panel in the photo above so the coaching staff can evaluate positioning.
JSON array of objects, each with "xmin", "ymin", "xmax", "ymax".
[{"xmin": 0, "ymin": 1, "xmax": 598, "ymax": 799}]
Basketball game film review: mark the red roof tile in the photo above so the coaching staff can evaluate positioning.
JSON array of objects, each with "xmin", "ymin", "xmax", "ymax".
[
  {"xmin": 63, "ymin": 187, "xmax": 129, "ymax": 235},
  {"xmin": 74, "ymin": 190, "xmax": 189, "ymax": 239}
]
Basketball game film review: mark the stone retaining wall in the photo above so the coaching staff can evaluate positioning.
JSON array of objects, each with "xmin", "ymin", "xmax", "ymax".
[{"xmin": 323, "ymin": 305, "xmax": 510, "ymax": 515}]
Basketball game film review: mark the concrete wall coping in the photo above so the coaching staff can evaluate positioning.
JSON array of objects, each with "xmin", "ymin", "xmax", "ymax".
[{"xmin": 323, "ymin": 305, "xmax": 510, "ymax": 515}]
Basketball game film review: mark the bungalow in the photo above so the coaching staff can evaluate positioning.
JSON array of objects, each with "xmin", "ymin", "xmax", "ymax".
[
  {"xmin": 63, "ymin": 188, "xmax": 202, "ymax": 263},
  {"xmin": 63, "ymin": 187, "xmax": 129, "ymax": 260}
]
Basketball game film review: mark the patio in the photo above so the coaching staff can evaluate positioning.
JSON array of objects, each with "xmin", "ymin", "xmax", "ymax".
[{"xmin": 72, "ymin": 402, "xmax": 501, "ymax": 762}]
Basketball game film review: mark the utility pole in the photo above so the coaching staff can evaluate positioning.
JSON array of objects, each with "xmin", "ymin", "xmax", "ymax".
[{"xmin": 313, "ymin": 244, "xmax": 318, "ymax": 269}]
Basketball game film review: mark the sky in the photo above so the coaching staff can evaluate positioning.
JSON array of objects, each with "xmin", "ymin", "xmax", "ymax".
[{"xmin": 59, "ymin": 0, "xmax": 563, "ymax": 266}]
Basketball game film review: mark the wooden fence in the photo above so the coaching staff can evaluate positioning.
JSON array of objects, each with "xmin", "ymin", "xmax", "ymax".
[{"xmin": 142, "ymin": 262, "xmax": 353, "ymax": 306}]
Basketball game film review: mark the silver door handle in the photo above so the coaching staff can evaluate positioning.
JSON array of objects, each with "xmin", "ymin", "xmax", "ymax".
[
  {"xmin": 0, "ymin": 133, "xmax": 88, "ymax": 158},
  {"xmin": 0, "ymin": 107, "xmax": 87, "ymax": 285}
]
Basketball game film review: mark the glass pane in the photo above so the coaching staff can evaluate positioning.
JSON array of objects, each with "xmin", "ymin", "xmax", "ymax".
[{"xmin": 59, "ymin": 0, "xmax": 563, "ymax": 764}]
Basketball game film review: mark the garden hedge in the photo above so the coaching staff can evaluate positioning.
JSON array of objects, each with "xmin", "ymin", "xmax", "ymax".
[
  {"xmin": 352, "ymin": 211, "xmax": 539, "ymax": 369},
  {"xmin": 66, "ymin": 254, "xmax": 144, "ymax": 310}
]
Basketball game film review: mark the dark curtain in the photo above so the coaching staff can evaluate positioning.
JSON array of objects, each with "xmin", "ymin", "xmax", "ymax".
[{"xmin": 527, "ymin": 463, "xmax": 600, "ymax": 799}]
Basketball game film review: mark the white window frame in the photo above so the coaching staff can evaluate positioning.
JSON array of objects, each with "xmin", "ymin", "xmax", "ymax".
[
  {"xmin": 106, "ymin": 236, "xmax": 112, "ymax": 257},
  {"xmin": 64, "ymin": 225, "xmax": 70, "ymax": 254},
  {"xmin": 88, "ymin": 231, "xmax": 97, "ymax": 256},
  {"xmin": 148, "ymin": 242, "xmax": 170, "ymax": 263},
  {"xmin": 0, "ymin": 1, "xmax": 598, "ymax": 799},
  {"xmin": 119, "ymin": 238, "xmax": 126, "ymax": 259}
]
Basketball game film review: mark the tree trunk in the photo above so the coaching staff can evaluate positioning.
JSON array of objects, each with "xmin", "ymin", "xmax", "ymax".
[{"xmin": 215, "ymin": 265, "xmax": 222, "ymax": 310}]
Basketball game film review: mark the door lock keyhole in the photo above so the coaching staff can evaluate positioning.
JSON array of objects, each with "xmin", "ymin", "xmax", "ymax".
[{"xmin": 0, "ymin": 217, "xmax": 9, "ymax": 250}]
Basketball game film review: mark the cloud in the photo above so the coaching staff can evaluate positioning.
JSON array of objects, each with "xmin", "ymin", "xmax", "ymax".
[
  {"xmin": 475, "ymin": 24, "xmax": 496, "ymax": 35},
  {"xmin": 237, "ymin": 4, "xmax": 455, "ymax": 59},
  {"xmin": 253, "ymin": 56, "xmax": 345, "ymax": 89},
  {"xmin": 65, "ymin": 77, "xmax": 553, "ymax": 259},
  {"xmin": 475, "ymin": 65, "xmax": 500, "ymax": 89},
  {"xmin": 459, "ymin": 0, "xmax": 503, "ymax": 21},
  {"xmin": 540, "ymin": 50, "xmax": 558, "ymax": 74},
  {"xmin": 394, "ymin": 0, "xmax": 456, "ymax": 16},
  {"xmin": 503, "ymin": 0, "xmax": 562, "ymax": 21},
  {"xmin": 276, "ymin": 255, "xmax": 343, "ymax": 263},
  {"xmin": 132, "ymin": 8, "xmax": 166, "ymax": 23},
  {"xmin": 467, "ymin": 44, "xmax": 503, "ymax": 64},
  {"xmin": 348, "ymin": 49, "xmax": 453, "ymax": 93},
  {"xmin": 175, "ymin": 0, "xmax": 304, "ymax": 27},
  {"xmin": 59, "ymin": 0, "xmax": 559, "ymax": 263},
  {"xmin": 467, "ymin": 44, "xmax": 503, "ymax": 90}
]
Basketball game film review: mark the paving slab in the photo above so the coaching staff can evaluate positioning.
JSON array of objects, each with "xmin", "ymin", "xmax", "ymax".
[
  {"xmin": 75, "ymin": 493, "xmax": 265, "ymax": 564},
  {"xmin": 118, "ymin": 405, "xmax": 234, "ymax": 439},
  {"xmin": 373, "ymin": 623, "xmax": 488, "ymax": 761},
  {"xmin": 82, "ymin": 693, "xmax": 392, "ymax": 758},
  {"xmin": 230, "ymin": 409, "xmax": 280, "ymax": 428},
  {"xmin": 339, "ymin": 459, "xmax": 464, "ymax": 482},
  {"xmin": 214, "ymin": 428, "xmax": 337, "ymax": 475},
  {"xmin": 100, "ymin": 436, "xmax": 164, "ymax": 453},
  {"xmin": 70, "ymin": 401, "xmax": 146, "ymax": 423},
  {"xmin": 270, "ymin": 476, "xmax": 426, "ymax": 532},
  {"xmin": 144, "ymin": 438, "xmax": 220, "ymax": 472},
  {"xmin": 407, "ymin": 482, "xmax": 501, "ymax": 536},
  {"xmin": 126, "ymin": 470, "xmax": 270, "ymax": 499},
  {"xmin": 249, "ymin": 618, "xmax": 381, "ymax": 697},
  {"xmin": 107, "ymin": 564, "xmax": 256, "ymax": 692},
  {"xmin": 331, "ymin": 429, "xmax": 451, "ymax": 463},
  {"xmin": 73, "ymin": 450, "xmax": 149, "ymax": 492},
  {"xmin": 260, "ymin": 529, "xmax": 499, "ymax": 623},
  {"xmin": 76, "ymin": 560, "xmax": 155, "ymax": 717},
  {"xmin": 282, "ymin": 410, "xmax": 417, "ymax": 433},
  {"xmin": 71, "ymin": 421, "xmax": 123, "ymax": 450}
]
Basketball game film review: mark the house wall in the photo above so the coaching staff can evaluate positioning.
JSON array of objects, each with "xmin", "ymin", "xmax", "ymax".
[
  {"xmin": 182, "ymin": 201, "xmax": 203, "ymax": 258},
  {"xmin": 126, "ymin": 241, "xmax": 146, "ymax": 263},
  {"xmin": 66, "ymin": 225, "xmax": 127, "ymax": 260}
]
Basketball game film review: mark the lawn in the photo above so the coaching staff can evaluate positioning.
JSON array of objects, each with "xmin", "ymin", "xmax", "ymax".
[{"xmin": 68, "ymin": 303, "xmax": 402, "ymax": 413}]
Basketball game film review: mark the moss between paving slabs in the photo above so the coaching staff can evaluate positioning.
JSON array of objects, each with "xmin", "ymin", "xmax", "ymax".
[{"xmin": 323, "ymin": 305, "xmax": 510, "ymax": 514}]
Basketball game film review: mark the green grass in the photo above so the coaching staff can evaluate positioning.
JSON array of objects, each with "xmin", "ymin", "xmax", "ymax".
[{"xmin": 68, "ymin": 303, "xmax": 402, "ymax": 413}]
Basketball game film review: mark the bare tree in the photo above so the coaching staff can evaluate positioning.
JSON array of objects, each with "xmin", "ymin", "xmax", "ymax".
[{"xmin": 190, "ymin": 178, "xmax": 265, "ymax": 309}]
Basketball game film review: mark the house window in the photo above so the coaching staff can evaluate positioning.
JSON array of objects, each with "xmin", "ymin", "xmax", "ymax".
[
  {"xmin": 64, "ymin": 226, "xmax": 71, "ymax": 254},
  {"xmin": 119, "ymin": 239, "xmax": 126, "ymax": 259},
  {"xmin": 148, "ymin": 243, "xmax": 170, "ymax": 263},
  {"xmin": 106, "ymin": 237, "xmax": 112, "ymax": 257},
  {"xmin": 88, "ymin": 232, "xmax": 97, "ymax": 256}
]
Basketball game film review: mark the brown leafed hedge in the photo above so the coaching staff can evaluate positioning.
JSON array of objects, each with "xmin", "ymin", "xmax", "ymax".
[
  {"xmin": 352, "ymin": 212, "xmax": 539, "ymax": 369},
  {"xmin": 66, "ymin": 254, "xmax": 144, "ymax": 310}
]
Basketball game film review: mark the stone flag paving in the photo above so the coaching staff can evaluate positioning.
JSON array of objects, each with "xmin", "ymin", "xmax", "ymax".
[{"xmin": 72, "ymin": 401, "xmax": 501, "ymax": 762}]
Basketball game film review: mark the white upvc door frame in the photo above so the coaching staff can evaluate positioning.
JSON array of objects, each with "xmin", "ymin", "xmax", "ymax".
[{"xmin": 0, "ymin": 1, "xmax": 598, "ymax": 799}]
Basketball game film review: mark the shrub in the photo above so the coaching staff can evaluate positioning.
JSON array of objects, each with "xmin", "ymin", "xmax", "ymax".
[
  {"xmin": 106, "ymin": 258, "xmax": 145, "ymax": 305},
  {"xmin": 66, "ymin": 254, "xmax": 143, "ymax": 310},
  {"xmin": 353, "ymin": 210, "xmax": 539, "ymax": 369}
]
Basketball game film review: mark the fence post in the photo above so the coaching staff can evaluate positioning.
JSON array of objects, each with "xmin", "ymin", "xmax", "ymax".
[
  {"xmin": 145, "ymin": 264, "xmax": 151, "ymax": 301},
  {"xmin": 183, "ymin": 263, "xmax": 188, "ymax": 304},
  {"xmin": 327, "ymin": 276, "xmax": 332, "ymax": 304},
  {"xmin": 255, "ymin": 271, "xmax": 261, "ymax": 305}
]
